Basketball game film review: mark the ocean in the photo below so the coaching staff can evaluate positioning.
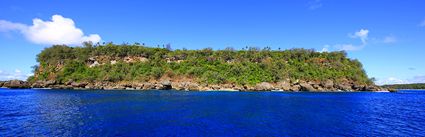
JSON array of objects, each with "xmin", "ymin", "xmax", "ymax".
[{"xmin": 0, "ymin": 89, "xmax": 424, "ymax": 136}]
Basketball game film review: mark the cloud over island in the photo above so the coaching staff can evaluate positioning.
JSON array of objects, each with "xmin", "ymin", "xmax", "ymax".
[
  {"xmin": 320, "ymin": 29, "xmax": 369, "ymax": 52},
  {"xmin": 0, "ymin": 15, "xmax": 101, "ymax": 45}
]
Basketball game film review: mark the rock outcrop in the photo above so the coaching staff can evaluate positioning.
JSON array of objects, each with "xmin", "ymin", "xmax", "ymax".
[
  {"xmin": 322, "ymin": 80, "xmax": 335, "ymax": 90},
  {"xmin": 299, "ymin": 82, "xmax": 316, "ymax": 91},
  {"xmin": 255, "ymin": 82, "xmax": 274, "ymax": 91},
  {"xmin": 276, "ymin": 81, "xmax": 291, "ymax": 91},
  {"xmin": 2, "ymin": 80, "xmax": 30, "ymax": 89},
  {"xmin": 171, "ymin": 82, "xmax": 200, "ymax": 91},
  {"xmin": 31, "ymin": 80, "xmax": 56, "ymax": 88},
  {"xmin": 161, "ymin": 80, "xmax": 172, "ymax": 90},
  {"xmin": 2, "ymin": 79, "xmax": 386, "ymax": 92}
]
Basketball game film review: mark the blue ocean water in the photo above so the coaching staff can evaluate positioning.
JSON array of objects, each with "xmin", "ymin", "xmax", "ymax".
[{"xmin": 0, "ymin": 89, "xmax": 424, "ymax": 136}]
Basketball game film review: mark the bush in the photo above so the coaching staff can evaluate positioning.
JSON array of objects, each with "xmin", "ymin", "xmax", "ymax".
[{"xmin": 32, "ymin": 43, "xmax": 374, "ymax": 86}]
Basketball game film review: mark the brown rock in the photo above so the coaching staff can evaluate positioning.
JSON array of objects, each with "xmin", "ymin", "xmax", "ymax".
[
  {"xmin": 104, "ymin": 85, "xmax": 114, "ymax": 90},
  {"xmin": 316, "ymin": 86, "xmax": 325, "ymax": 92},
  {"xmin": 187, "ymin": 82, "xmax": 200, "ymax": 91},
  {"xmin": 31, "ymin": 81, "xmax": 44, "ymax": 88},
  {"xmin": 210, "ymin": 85, "xmax": 221, "ymax": 90},
  {"xmin": 365, "ymin": 85, "xmax": 381, "ymax": 91},
  {"xmin": 255, "ymin": 82, "xmax": 274, "ymax": 91},
  {"xmin": 6, "ymin": 80, "xmax": 30, "ymax": 89},
  {"xmin": 171, "ymin": 82, "xmax": 200, "ymax": 91},
  {"xmin": 352, "ymin": 85, "xmax": 366, "ymax": 91},
  {"xmin": 321, "ymin": 80, "xmax": 334, "ymax": 89},
  {"xmin": 336, "ymin": 83, "xmax": 353, "ymax": 91},
  {"xmin": 142, "ymin": 82, "xmax": 155, "ymax": 90},
  {"xmin": 199, "ymin": 86, "xmax": 213, "ymax": 91},
  {"xmin": 31, "ymin": 80, "xmax": 57, "ymax": 88},
  {"xmin": 154, "ymin": 83, "xmax": 164, "ymax": 90},
  {"xmin": 171, "ymin": 82, "xmax": 183, "ymax": 90},
  {"xmin": 85, "ymin": 85, "xmax": 94, "ymax": 89},
  {"xmin": 299, "ymin": 82, "xmax": 316, "ymax": 91},
  {"xmin": 113, "ymin": 85, "xmax": 125, "ymax": 90},
  {"xmin": 53, "ymin": 85, "xmax": 73, "ymax": 89},
  {"xmin": 65, "ymin": 79, "xmax": 73, "ymax": 85},
  {"xmin": 160, "ymin": 80, "xmax": 172, "ymax": 90},
  {"xmin": 290, "ymin": 84, "xmax": 301, "ymax": 91},
  {"xmin": 71, "ymin": 82, "xmax": 88, "ymax": 88},
  {"xmin": 45, "ymin": 80, "xmax": 56, "ymax": 86},
  {"xmin": 132, "ymin": 83, "xmax": 144, "ymax": 90},
  {"xmin": 276, "ymin": 81, "xmax": 291, "ymax": 91},
  {"xmin": 232, "ymin": 85, "xmax": 244, "ymax": 91}
]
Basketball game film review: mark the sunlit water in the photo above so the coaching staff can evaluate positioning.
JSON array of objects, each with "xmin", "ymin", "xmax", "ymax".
[{"xmin": 0, "ymin": 89, "xmax": 424, "ymax": 136}]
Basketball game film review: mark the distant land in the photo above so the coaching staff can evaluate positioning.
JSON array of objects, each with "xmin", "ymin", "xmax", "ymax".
[
  {"xmin": 1, "ymin": 42, "xmax": 385, "ymax": 91},
  {"xmin": 382, "ymin": 83, "xmax": 425, "ymax": 89}
]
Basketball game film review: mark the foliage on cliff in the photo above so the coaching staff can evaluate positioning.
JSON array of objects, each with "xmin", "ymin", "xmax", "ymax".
[{"xmin": 29, "ymin": 42, "xmax": 375, "ymax": 86}]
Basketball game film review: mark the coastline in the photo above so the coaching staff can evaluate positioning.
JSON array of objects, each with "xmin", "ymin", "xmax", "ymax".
[{"xmin": 1, "ymin": 79, "xmax": 387, "ymax": 92}]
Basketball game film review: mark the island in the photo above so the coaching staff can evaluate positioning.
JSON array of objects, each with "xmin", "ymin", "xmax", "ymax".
[
  {"xmin": 382, "ymin": 83, "xmax": 425, "ymax": 90},
  {"xmin": 1, "ymin": 42, "xmax": 386, "ymax": 91}
]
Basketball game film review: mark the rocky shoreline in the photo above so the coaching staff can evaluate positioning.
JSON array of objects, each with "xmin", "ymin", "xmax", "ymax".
[{"xmin": 1, "ymin": 79, "xmax": 388, "ymax": 92}]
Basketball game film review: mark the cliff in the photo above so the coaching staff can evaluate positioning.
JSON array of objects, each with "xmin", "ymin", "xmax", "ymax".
[{"xmin": 21, "ymin": 42, "xmax": 385, "ymax": 91}]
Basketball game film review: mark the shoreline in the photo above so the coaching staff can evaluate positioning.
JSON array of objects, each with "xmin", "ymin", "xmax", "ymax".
[
  {"xmin": 1, "ymin": 79, "xmax": 388, "ymax": 92},
  {"xmin": 3, "ymin": 87, "xmax": 391, "ymax": 93}
]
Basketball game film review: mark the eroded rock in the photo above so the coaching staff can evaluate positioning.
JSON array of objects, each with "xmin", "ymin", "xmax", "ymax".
[
  {"xmin": 276, "ymin": 81, "xmax": 291, "ymax": 91},
  {"xmin": 299, "ymin": 82, "xmax": 316, "ymax": 91},
  {"xmin": 5, "ymin": 80, "xmax": 30, "ymax": 89},
  {"xmin": 255, "ymin": 82, "xmax": 274, "ymax": 91},
  {"xmin": 161, "ymin": 80, "xmax": 172, "ymax": 90}
]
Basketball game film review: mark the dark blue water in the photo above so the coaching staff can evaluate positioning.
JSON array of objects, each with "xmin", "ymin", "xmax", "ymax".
[{"xmin": 1, "ymin": 89, "xmax": 424, "ymax": 137}]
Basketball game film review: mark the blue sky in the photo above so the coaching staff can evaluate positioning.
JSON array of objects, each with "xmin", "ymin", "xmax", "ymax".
[{"xmin": 0, "ymin": 0, "xmax": 424, "ymax": 85}]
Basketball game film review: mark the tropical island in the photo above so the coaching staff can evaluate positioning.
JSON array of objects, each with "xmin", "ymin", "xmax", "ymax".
[
  {"xmin": 382, "ymin": 83, "xmax": 425, "ymax": 90},
  {"xmin": 1, "ymin": 42, "xmax": 385, "ymax": 91}
]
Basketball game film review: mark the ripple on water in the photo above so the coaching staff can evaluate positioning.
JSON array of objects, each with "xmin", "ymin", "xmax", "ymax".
[{"xmin": 0, "ymin": 89, "xmax": 424, "ymax": 136}]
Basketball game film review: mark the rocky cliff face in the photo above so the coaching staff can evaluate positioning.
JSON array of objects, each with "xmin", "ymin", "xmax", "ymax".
[
  {"xmin": 2, "ymin": 75, "xmax": 386, "ymax": 91},
  {"xmin": 17, "ymin": 79, "xmax": 385, "ymax": 92}
]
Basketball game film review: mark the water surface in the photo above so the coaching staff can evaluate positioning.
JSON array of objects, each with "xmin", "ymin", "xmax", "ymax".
[{"xmin": 0, "ymin": 89, "xmax": 424, "ymax": 136}]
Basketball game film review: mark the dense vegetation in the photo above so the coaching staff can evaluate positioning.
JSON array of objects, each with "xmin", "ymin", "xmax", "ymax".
[
  {"xmin": 29, "ymin": 42, "xmax": 375, "ymax": 86},
  {"xmin": 382, "ymin": 83, "xmax": 425, "ymax": 89}
]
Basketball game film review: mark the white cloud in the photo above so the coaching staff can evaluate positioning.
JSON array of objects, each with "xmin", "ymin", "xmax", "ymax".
[
  {"xmin": 323, "ymin": 29, "xmax": 369, "ymax": 51},
  {"xmin": 349, "ymin": 29, "xmax": 369, "ymax": 44},
  {"xmin": 377, "ymin": 75, "xmax": 425, "ymax": 85},
  {"xmin": 0, "ymin": 69, "xmax": 32, "ymax": 81},
  {"xmin": 0, "ymin": 14, "xmax": 101, "ymax": 45},
  {"xmin": 376, "ymin": 77, "xmax": 408, "ymax": 85},
  {"xmin": 308, "ymin": 0, "xmax": 323, "ymax": 10},
  {"xmin": 320, "ymin": 45, "xmax": 330, "ymax": 52},
  {"xmin": 341, "ymin": 29, "xmax": 369, "ymax": 50},
  {"xmin": 334, "ymin": 44, "xmax": 365, "ymax": 51},
  {"xmin": 0, "ymin": 20, "xmax": 27, "ymax": 32}
]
